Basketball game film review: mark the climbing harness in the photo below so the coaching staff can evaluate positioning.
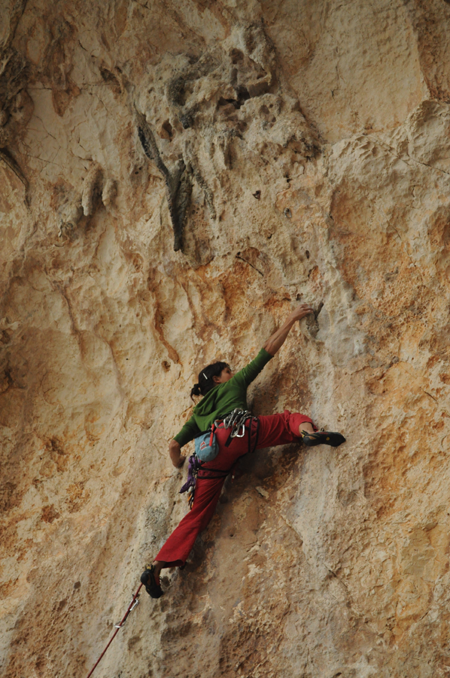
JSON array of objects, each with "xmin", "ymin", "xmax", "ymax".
[
  {"xmin": 193, "ymin": 408, "xmax": 253, "ymax": 462},
  {"xmin": 179, "ymin": 410, "xmax": 260, "ymax": 508},
  {"xmin": 85, "ymin": 584, "xmax": 142, "ymax": 678}
]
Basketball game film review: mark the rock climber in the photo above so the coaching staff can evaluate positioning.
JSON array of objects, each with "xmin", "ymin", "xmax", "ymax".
[{"xmin": 141, "ymin": 304, "xmax": 345, "ymax": 598}]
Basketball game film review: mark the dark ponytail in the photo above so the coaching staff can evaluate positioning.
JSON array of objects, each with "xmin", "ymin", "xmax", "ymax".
[{"xmin": 190, "ymin": 361, "xmax": 229, "ymax": 400}]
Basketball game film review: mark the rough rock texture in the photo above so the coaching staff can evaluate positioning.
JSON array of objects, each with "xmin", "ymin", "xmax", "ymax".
[{"xmin": 2, "ymin": 1, "xmax": 450, "ymax": 677}]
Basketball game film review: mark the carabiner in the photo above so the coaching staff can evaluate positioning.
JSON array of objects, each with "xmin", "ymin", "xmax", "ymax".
[{"xmin": 235, "ymin": 422, "xmax": 246, "ymax": 438}]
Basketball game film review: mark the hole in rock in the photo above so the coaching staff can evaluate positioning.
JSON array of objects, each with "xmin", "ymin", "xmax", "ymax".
[
  {"xmin": 305, "ymin": 250, "xmax": 310, "ymax": 259},
  {"xmin": 162, "ymin": 360, "xmax": 170, "ymax": 372},
  {"xmin": 235, "ymin": 85, "xmax": 250, "ymax": 107},
  {"xmin": 160, "ymin": 120, "xmax": 173, "ymax": 141},
  {"xmin": 57, "ymin": 598, "xmax": 67, "ymax": 611},
  {"xmin": 315, "ymin": 301, "xmax": 324, "ymax": 317},
  {"xmin": 218, "ymin": 97, "xmax": 239, "ymax": 109},
  {"xmin": 246, "ymin": 34, "xmax": 256, "ymax": 52},
  {"xmin": 99, "ymin": 67, "xmax": 121, "ymax": 94},
  {"xmin": 180, "ymin": 112, "xmax": 193, "ymax": 129},
  {"xmin": 230, "ymin": 48, "xmax": 244, "ymax": 64},
  {"xmin": 187, "ymin": 53, "xmax": 200, "ymax": 65},
  {"xmin": 248, "ymin": 80, "xmax": 271, "ymax": 98}
]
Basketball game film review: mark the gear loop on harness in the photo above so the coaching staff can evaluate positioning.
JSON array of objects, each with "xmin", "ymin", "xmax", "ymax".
[{"xmin": 222, "ymin": 408, "xmax": 253, "ymax": 444}]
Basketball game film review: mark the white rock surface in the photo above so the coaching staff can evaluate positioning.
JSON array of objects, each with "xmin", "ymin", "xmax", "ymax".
[{"xmin": 1, "ymin": 1, "xmax": 450, "ymax": 677}]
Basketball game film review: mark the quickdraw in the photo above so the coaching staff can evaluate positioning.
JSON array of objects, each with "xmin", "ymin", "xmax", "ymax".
[
  {"xmin": 86, "ymin": 584, "xmax": 142, "ymax": 678},
  {"xmin": 222, "ymin": 408, "xmax": 253, "ymax": 441}
]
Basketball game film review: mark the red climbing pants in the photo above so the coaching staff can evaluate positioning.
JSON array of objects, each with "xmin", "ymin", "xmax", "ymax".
[{"xmin": 155, "ymin": 411, "xmax": 315, "ymax": 567}]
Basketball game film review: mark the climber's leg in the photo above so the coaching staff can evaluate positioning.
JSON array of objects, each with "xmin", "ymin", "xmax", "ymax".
[
  {"xmin": 153, "ymin": 476, "xmax": 225, "ymax": 566},
  {"xmin": 255, "ymin": 411, "xmax": 317, "ymax": 449},
  {"xmin": 255, "ymin": 411, "xmax": 345, "ymax": 448},
  {"xmin": 142, "ymin": 476, "xmax": 226, "ymax": 597},
  {"xmin": 299, "ymin": 421, "xmax": 315, "ymax": 435},
  {"xmin": 152, "ymin": 560, "xmax": 165, "ymax": 582},
  {"xmin": 142, "ymin": 432, "xmax": 254, "ymax": 597},
  {"xmin": 301, "ymin": 429, "xmax": 346, "ymax": 447}
]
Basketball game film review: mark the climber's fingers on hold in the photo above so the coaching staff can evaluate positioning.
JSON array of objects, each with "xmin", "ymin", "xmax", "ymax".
[{"xmin": 289, "ymin": 304, "xmax": 315, "ymax": 321}]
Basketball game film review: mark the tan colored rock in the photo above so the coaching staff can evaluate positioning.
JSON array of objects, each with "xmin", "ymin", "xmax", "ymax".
[{"xmin": 2, "ymin": 1, "xmax": 450, "ymax": 677}]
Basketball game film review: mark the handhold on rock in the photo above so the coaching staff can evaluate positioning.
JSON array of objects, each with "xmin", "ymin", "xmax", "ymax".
[
  {"xmin": 82, "ymin": 164, "xmax": 103, "ymax": 216},
  {"xmin": 135, "ymin": 106, "xmax": 192, "ymax": 251},
  {"xmin": 102, "ymin": 177, "xmax": 117, "ymax": 209}
]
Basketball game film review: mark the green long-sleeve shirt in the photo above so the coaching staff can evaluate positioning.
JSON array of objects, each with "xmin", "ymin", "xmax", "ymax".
[{"xmin": 173, "ymin": 348, "xmax": 273, "ymax": 447}]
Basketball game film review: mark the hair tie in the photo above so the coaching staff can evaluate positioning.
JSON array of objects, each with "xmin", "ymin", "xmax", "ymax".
[{"xmin": 202, "ymin": 372, "xmax": 207, "ymax": 379}]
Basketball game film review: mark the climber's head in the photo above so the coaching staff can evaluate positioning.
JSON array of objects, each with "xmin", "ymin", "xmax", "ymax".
[{"xmin": 190, "ymin": 362, "xmax": 232, "ymax": 399}]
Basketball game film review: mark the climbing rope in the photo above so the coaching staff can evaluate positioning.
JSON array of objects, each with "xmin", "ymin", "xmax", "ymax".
[{"xmin": 86, "ymin": 583, "xmax": 142, "ymax": 678}]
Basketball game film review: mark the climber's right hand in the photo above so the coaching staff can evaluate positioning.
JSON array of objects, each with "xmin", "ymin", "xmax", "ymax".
[
  {"xmin": 169, "ymin": 439, "xmax": 184, "ymax": 468},
  {"xmin": 288, "ymin": 303, "xmax": 314, "ymax": 322}
]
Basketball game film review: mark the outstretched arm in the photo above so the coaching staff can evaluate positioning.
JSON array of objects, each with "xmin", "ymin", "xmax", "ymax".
[{"xmin": 263, "ymin": 304, "xmax": 314, "ymax": 356}]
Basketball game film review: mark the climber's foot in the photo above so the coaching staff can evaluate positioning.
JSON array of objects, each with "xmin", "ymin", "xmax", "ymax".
[
  {"xmin": 301, "ymin": 430, "xmax": 346, "ymax": 448},
  {"xmin": 140, "ymin": 564, "xmax": 164, "ymax": 599}
]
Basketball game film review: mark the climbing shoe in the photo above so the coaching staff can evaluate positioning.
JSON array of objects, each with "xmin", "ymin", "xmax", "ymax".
[
  {"xmin": 140, "ymin": 565, "xmax": 164, "ymax": 599},
  {"xmin": 301, "ymin": 431, "xmax": 346, "ymax": 448}
]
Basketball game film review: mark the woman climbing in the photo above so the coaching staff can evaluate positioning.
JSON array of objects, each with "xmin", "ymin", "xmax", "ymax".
[{"xmin": 141, "ymin": 304, "xmax": 345, "ymax": 598}]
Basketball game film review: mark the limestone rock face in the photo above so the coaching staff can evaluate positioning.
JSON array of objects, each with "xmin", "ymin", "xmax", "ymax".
[{"xmin": 2, "ymin": 1, "xmax": 450, "ymax": 676}]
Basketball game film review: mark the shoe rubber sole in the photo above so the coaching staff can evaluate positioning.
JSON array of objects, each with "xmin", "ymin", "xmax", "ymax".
[{"xmin": 302, "ymin": 431, "xmax": 346, "ymax": 448}]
